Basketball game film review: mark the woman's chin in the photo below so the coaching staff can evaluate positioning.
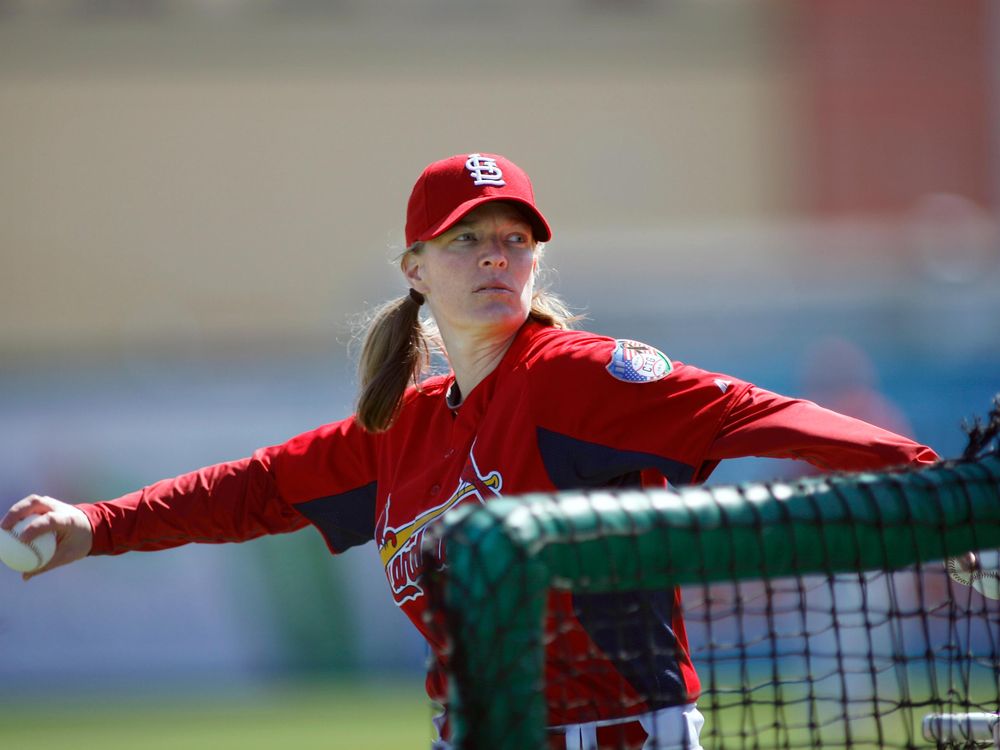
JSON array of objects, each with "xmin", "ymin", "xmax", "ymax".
[{"xmin": 452, "ymin": 307, "xmax": 530, "ymax": 337}]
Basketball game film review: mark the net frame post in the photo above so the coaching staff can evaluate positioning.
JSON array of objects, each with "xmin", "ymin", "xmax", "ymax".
[{"xmin": 425, "ymin": 502, "xmax": 552, "ymax": 749}]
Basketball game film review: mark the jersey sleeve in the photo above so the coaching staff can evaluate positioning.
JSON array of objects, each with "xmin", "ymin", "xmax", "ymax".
[
  {"xmin": 525, "ymin": 331, "xmax": 937, "ymax": 490},
  {"xmin": 79, "ymin": 416, "xmax": 379, "ymax": 556},
  {"xmin": 706, "ymin": 383, "xmax": 939, "ymax": 470}
]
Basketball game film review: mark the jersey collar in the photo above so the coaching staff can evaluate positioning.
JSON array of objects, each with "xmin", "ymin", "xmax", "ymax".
[{"xmin": 443, "ymin": 319, "xmax": 548, "ymax": 415}]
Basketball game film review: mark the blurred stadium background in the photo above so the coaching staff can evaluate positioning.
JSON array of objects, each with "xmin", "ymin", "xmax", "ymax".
[{"xmin": 1, "ymin": 1, "xmax": 998, "ymax": 748}]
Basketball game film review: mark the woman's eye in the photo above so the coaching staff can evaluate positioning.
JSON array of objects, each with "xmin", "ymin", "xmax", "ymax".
[
  {"xmin": 454, "ymin": 233, "xmax": 475, "ymax": 242},
  {"xmin": 507, "ymin": 233, "xmax": 528, "ymax": 244}
]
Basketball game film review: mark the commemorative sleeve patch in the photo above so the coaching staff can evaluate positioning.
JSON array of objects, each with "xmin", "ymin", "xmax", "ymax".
[{"xmin": 606, "ymin": 339, "xmax": 673, "ymax": 383}]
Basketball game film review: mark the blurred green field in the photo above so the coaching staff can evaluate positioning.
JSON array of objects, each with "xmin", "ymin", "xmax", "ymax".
[
  {"xmin": 0, "ymin": 680, "xmax": 431, "ymax": 750},
  {"xmin": 2, "ymin": 675, "xmax": 989, "ymax": 749}
]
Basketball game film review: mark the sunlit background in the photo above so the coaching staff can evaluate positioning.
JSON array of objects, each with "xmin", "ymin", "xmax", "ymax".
[{"xmin": 2, "ymin": 2, "xmax": 999, "ymax": 748}]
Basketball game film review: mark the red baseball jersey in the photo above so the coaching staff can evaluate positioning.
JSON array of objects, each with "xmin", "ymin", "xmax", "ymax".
[{"xmin": 78, "ymin": 321, "xmax": 938, "ymax": 727}]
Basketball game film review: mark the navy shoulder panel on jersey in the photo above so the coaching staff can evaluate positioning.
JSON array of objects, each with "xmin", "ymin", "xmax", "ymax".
[
  {"xmin": 537, "ymin": 427, "xmax": 695, "ymax": 489},
  {"xmin": 295, "ymin": 481, "xmax": 378, "ymax": 553}
]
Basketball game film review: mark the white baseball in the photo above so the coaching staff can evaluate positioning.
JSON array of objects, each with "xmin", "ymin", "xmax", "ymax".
[
  {"xmin": 0, "ymin": 515, "xmax": 57, "ymax": 573},
  {"xmin": 947, "ymin": 554, "xmax": 1000, "ymax": 600},
  {"xmin": 971, "ymin": 570, "xmax": 1000, "ymax": 600}
]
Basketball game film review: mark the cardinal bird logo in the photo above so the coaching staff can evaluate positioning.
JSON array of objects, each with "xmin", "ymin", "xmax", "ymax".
[{"xmin": 376, "ymin": 442, "xmax": 503, "ymax": 605}]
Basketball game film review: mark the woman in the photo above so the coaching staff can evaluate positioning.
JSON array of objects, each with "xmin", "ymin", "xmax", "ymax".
[{"xmin": 3, "ymin": 153, "xmax": 937, "ymax": 750}]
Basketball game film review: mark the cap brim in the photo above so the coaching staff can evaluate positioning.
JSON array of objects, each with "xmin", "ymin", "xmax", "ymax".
[{"xmin": 417, "ymin": 196, "xmax": 552, "ymax": 244}]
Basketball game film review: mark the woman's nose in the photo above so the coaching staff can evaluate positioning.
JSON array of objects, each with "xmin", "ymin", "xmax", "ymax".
[{"xmin": 479, "ymin": 238, "xmax": 508, "ymax": 267}]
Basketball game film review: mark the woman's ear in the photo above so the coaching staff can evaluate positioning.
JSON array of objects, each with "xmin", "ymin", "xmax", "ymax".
[{"xmin": 401, "ymin": 251, "xmax": 425, "ymax": 292}]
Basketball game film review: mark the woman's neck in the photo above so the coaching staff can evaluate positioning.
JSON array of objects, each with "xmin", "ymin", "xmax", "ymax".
[{"xmin": 439, "ymin": 326, "xmax": 521, "ymax": 405}]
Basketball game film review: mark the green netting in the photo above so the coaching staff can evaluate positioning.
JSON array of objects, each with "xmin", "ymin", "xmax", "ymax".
[{"xmin": 424, "ymin": 455, "xmax": 1000, "ymax": 750}]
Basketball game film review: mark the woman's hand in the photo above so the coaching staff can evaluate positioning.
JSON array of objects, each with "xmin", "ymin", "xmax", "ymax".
[{"xmin": 1, "ymin": 494, "xmax": 94, "ymax": 580}]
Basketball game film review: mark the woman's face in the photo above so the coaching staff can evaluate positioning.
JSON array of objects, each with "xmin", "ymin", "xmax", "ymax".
[{"xmin": 403, "ymin": 202, "xmax": 538, "ymax": 341}]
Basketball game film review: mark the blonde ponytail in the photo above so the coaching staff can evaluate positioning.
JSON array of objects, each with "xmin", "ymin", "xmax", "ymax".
[{"xmin": 356, "ymin": 291, "xmax": 432, "ymax": 432}]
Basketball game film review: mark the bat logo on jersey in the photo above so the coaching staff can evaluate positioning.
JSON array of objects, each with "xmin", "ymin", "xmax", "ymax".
[
  {"xmin": 375, "ymin": 445, "xmax": 503, "ymax": 605},
  {"xmin": 607, "ymin": 339, "xmax": 673, "ymax": 383},
  {"xmin": 465, "ymin": 153, "xmax": 506, "ymax": 187}
]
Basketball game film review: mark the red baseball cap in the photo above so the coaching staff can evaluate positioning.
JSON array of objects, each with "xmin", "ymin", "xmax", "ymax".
[{"xmin": 405, "ymin": 152, "xmax": 552, "ymax": 247}]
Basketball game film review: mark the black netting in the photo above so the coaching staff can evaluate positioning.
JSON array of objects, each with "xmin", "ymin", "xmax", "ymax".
[{"xmin": 424, "ymin": 405, "xmax": 1000, "ymax": 750}]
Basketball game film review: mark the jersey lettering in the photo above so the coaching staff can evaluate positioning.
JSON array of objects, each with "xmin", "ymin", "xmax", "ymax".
[{"xmin": 376, "ymin": 443, "xmax": 503, "ymax": 605}]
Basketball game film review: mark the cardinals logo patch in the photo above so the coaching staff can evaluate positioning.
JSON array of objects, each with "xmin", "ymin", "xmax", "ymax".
[{"xmin": 607, "ymin": 339, "xmax": 672, "ymax": 383}]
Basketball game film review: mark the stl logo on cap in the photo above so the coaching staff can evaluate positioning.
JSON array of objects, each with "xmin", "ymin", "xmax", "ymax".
[{"xmin": 465, "ymin": 153, "xmax": 506, "ymax": 187}]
